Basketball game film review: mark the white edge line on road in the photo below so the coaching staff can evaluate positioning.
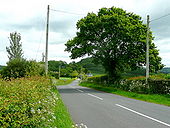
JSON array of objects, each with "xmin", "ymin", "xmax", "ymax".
[
  {"xmin": 76, "ymin": 89, "xmax": 84, "ymax": 92},
  {"xmin": 74, "ymin": 123, "xmax": 88, "ymax": 128},
  {"xmin": 115, "ymin": 104, "xmax": 170, "ymax": 127},
  {"xmin": 87, "ymin": 93, "xmax": 103, "ymax": 100}
]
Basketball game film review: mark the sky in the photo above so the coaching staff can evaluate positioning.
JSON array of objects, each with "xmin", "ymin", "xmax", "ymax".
[{"xmin": 0, "ymin": 0, "xmax": 170, "ymax": 66}]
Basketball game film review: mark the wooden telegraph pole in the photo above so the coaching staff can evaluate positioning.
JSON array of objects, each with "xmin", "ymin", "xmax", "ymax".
[
  {"xmin": 45, "ymin": 5, "xmax": 50, "ymax": 76},
  {"xmin": 146, "ymin": 15, "xmax": 150, "ymax": 84}
]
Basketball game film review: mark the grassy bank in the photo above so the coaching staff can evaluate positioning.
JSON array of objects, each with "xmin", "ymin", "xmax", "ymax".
[{"xmin": 80, "ymin": 82, "xmax": 170, "ymax": 106}]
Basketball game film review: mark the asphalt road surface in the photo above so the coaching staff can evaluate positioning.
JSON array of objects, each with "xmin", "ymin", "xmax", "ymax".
[{"xmin": 57, "ymin": 80, "xmax": 170, "ymax": 128}]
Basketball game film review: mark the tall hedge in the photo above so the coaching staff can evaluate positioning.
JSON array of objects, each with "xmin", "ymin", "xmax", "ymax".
[{"xmin": 0, "ymin": 76, "xmax": 57, "ymax": 127}]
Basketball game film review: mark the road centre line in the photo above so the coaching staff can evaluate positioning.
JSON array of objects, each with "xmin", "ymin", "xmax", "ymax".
[
  {"xmin": 87, "ymin": 93, "xmax": 103, "ymax": 100},
  {"xmin": 76, "ymin": 89, "xmax": 84, "ymax": 92},
  {"xmin": 115, "ymin": 104, "xmax": 170, "ymax": 127}
]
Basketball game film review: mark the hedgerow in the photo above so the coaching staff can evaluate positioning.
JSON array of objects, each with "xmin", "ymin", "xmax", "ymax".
[
  {"xmin": 0, "ymin": 76, "xmax": 57, "ymax": 127},
  {"xmin": 86, "ymin": 75, "xmax": 170, "ymax": 94}
]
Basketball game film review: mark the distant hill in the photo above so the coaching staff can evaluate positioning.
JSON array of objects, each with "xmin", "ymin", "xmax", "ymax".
[
  {"xmin": 159, "ymin": 67, "xmax": 170, "ymax": 74},
  {"xmin": 77, "ymin": 57, "xmax": 105, "ymax": 75}
]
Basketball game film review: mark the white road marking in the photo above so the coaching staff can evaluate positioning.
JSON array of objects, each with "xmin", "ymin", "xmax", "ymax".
[
  {"xmin": 87, "ymin": 93, "xmax": 103, "ymax": 100},
  {"xmin": 73, "ymin": 123, "xmax": 88, "ymax": 128},
  {"xmin": 77, "ymin": 89, "xmax": 84, "ymax": 92},
  {"xmin": 115, "ymin": 104, "xmax": 170, "ymax": 127}
]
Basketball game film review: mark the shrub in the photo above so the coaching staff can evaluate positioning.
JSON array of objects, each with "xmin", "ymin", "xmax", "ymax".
[
  {"xmin": 49, "ymin": 71, "xmax": 59, "ymax": 79},
  {"xmin": 0, "ymin": 76, "xmax": 57, "ymax": 127},
  {"xmin": 0, "ymin": 59, "xmax": 44, "ymax": 80}
]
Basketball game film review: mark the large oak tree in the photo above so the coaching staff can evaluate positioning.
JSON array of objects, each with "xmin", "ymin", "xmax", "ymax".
[{"xmin": 65, "ymin": 7, "xmax": 164, "ymax": 80}]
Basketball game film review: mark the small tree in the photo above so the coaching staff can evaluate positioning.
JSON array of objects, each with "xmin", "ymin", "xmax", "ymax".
[
  {"xmin": 70, "ymin": 70, "xmax": 79, "ymax": 78},
  {"xmin": 6, "ymin": 32, "xmax": 24, "ymax": 60}
]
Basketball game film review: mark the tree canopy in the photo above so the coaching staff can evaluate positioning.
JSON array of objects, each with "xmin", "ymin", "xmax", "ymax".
[
  {"xmin": 6, "ymin": 32, "xmax": 23, "ymax": 60},
  {"xmin": 65, "ymin": 7, "xmax": 164, "ymax": 80}
]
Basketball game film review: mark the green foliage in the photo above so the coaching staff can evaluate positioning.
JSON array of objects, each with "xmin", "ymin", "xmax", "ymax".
[
  {"xmin": 70, "ymin": 70, "xmax": 79, "ymax": 78},
  {"xmin": 65, "ymin": 7, "xmax": 164, "ymax": 80},
  {"xmin": 122, "ymin": 67, "xmax": 145, "ymax": 79},
  {"xmin": 0, "ymin": 77, "xmax": 58, "ymax": 127},
  {"xmin": 48, "ymin": 60, "xmax": 67, "ymax": 72},
  {"xmin": 0, "ymin": 59, "xmax": 44, "ymax": 80},
  {"xmin": 49, "ymin": 71, "xmax": 59, "ymax": 79},
  {"xmin": 87, "ymin": 75, "xmax": 109, "ymax": 84},
  {"xmin": 165, "ymin": 74, "xmax": 170, "ymax": 79},
  {"xmin": 6, "ymin": 32, "xmax": 24, "ymax": 60},
  {"xmin": 77, "ymin": 57, "xmax": 105, "ymax": 74}
]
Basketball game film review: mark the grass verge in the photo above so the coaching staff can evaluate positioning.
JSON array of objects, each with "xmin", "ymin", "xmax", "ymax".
[
  {"xmin": 51, "ymin": 88, "xmax": 74, "ymax": 128},
  {"xmin": 51, "ymin": 78, "xmax": 75, "ymax": 127},
  {"xmin": 80, "ymin": 82, "xmax": 170, "ymax": 107},
  {"xmin": 52, "ymin": 78, "xmax": 75, "ymax": 86}
]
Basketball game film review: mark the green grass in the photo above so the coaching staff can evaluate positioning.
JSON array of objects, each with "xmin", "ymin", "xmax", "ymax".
[
  {"xmin": 51, "ymin": 88, "xmax": 74, "ymax": 128},
  {"xmin": 60, "ymin": 77, "xmax": 72, "ymax": 80},
  {"xmin": 80, "ymin": 82, "xmax": 170, "ymax": 106},
  {"xmin": 52, "ymin": 78, "xmax": 75, "ymax": 86}
]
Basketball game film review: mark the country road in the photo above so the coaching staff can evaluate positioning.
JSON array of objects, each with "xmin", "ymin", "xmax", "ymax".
[{"xmin": 57, "ymin": 80, "xmax": 170, "ymax": 128}]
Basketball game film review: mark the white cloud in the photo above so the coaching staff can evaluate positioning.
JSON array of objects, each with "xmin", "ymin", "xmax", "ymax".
[{"xmin": 0, "ymin": 0, "xmax": 170, "ymax": 66}]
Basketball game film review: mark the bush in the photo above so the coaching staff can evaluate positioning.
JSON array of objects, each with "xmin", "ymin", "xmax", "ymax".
[
  {"xmin": 0, "ymin": 59, "xmax": 44, "ymax": 80},
  {"xmin": 49, "ymin": 71, "xmax": 59, "ymax": 79},
  {"xmin": 148, "ymin": 79, "xmax": 170, "ymax": 94},
  {"xmin": 87, "ymin": 75, "xmax": 108, "ymax": 85},
  {"xmin": 0, "ymin": 76, "xmax": 57, "ymax": 127}
]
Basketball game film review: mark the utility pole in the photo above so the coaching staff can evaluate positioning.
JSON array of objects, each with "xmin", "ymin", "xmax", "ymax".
[
  {"xmin": 146, "ymin": 15, "xmax": 150, "ymax": 84},
  {"xmin": 58, "ymin": 65, "xmax": 61, "ymax": 79},
  {"xmin": 45, "ymin": 5, "xmax": 50, "ymax": 76},
  {"xmin": 42, "ymin": 53, "xmax": 45, "ymax": 62}
]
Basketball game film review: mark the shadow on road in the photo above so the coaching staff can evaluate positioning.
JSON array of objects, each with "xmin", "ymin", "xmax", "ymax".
[{"xmin": 57, "ymin": 87, "xmax": 103, "ymax": 94}]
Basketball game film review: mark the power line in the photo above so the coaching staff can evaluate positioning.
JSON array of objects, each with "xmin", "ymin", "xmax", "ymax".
[
  {"xmin": 151, "ymin": 13, "xmax": 170, "ymax": 22},
  {"xmin": 50, "ymin": 9, "xmax": 86, "ymax": 16}
]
